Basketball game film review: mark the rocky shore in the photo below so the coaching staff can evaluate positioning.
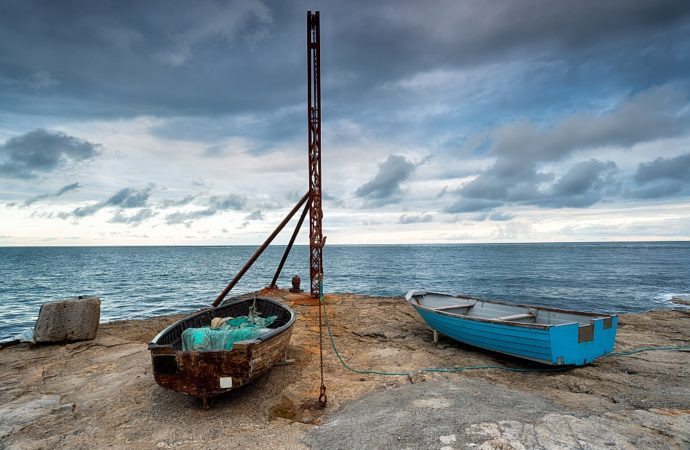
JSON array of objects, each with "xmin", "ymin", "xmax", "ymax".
[{"xmin": 1, "ymin": 289, "xmax": 688, "ymax": 449}]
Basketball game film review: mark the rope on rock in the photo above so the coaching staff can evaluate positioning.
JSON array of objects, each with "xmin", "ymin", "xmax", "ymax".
[
  {"xmin": 317, "ymin": 279, "xmax": 690, "ymax": 377},
  {"xmin": 609, "ymin": 346, "xmax": 690, "ymax": 356}
]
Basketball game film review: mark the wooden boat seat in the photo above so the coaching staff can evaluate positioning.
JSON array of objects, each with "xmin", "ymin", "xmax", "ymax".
[
  {"xmin": 496, "ymin": 312, "xmax": 536, "ymax": 321},
  {"xmin": 433, "ymin": 302, "xmax": 476, "ymax": 312}
]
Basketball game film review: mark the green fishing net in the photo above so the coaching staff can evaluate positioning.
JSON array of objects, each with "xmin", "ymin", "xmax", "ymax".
[{"xmin": 181, "ymin": 315, "xmax": 277, "ymax": 351}]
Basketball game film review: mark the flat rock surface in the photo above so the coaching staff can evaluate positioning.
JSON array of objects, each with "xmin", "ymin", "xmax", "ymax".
[
  {"xmin": 306, "ymin": 379, "xmax": 690, "ymax": 449},
  {"xmin": 1, "ymin": 289, "xmax": 689, "ymax": 449}
]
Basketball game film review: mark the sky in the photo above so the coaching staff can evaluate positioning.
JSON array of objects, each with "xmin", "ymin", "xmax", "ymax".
[{"xmin": 1, "ymin": 0, "xmax": 690, "ymax": 245}]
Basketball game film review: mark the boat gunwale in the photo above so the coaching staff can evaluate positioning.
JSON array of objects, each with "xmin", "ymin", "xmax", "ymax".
[
  {"xmin": 406, "ymin": 290, "xmax": 617, "ymax": 330},
  {"xmin": 148, "ymin": 296, "xmax": 296, "ymax": 352}
]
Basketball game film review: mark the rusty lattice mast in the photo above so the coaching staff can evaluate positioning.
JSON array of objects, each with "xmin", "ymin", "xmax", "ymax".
[
  {"xmin": 307, "ymin": 11, "xmax": 324, "ymax": 297},
  {"xmin": 210, "ymin": 12, "xmax": 324, "ymax": 306}
]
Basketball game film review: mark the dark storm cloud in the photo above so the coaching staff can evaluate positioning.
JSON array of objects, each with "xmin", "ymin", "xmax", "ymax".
[
  {"xmin": 351, "ymin": 0, "xmax": 690, "ymax": 65},
  {"xmin": 334, "ymin": 1, "xmax": 690, "ymax": 151},
  {"xmin": 355, "ymin": 155, "xmax": 416, "ymax": 206},
  {"xmin": 164, "ymin": 193, "xmax": 246, "ymax": 225},
  {"xmin": 0, "ymin": 0, "xmax": 298, "ymax": 123},
  {"xmin": 398, "ymin": 213, "xmax": 432, "ymax": 224},
  {"xmin": 0, "ymin": 129, "xmax": 99, "ymax": 179},
  {"xmin": 23, "ymin": 182, "xmax": 81, "ymax": 206},
  {"xmin": 71, "ymin": 186, "xmax": 153, "ymax": 217},
  {"xmin": 1, "ymin": 1, "xmax": 688, "ymax": 131}
]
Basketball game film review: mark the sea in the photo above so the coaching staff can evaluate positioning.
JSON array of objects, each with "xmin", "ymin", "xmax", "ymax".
[{"xmin": 1, "ymin": 242, "xmax": 689, "ymax": 342}]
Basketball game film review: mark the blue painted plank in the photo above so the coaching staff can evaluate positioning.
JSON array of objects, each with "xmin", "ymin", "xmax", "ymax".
[{"xmin": 415, "ymin": 308, "xmax": 554, "ymax": 363}]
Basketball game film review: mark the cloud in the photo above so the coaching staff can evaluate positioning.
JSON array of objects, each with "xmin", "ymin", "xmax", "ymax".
[
  {"xmin": 634, "ymin": 153, "xmax": 690, "ymax": 183},
  {"xmin": 23, "ymin": 182, "xmax": 81, "ymax": 206},
  {"xmin": 399, "ymin": 213, "xmax": 432, "ymax": 224},
  {"xmin": 208, "ymin": 194, "xmax": 246, "ymax": 211},
  {"xmin": 450, "ymin": 159, "xmax": 618, "ymax": 211},
  {"xmin": 203, "ymin": 145, "xmax": 225, "ymax": 158},
  {"xmin": 488, "ymin": 212, "xmax": 514, "ymax": 221},
  {"xmin": 355, "ymin": 155, "xmax": 416, "ymax": 206},
  {"xmin": 1, "ymin": 2, "xmax": 690, "ymax": 245},
  {"xmin": 552, "ymin": 160, "xmax": 615, "ymax": 196},
  {"xmin": 539, "ymin": 159, "xmax": 618, "ymax": 208},
  {"xmin": 245, "ymin": 209, "xmax": 264, "ymax": 221},
  {"xmin": 488, "ymin": 86, "xmax": 689, "ymax": 162},
  {"xmin": 631, "ymin": 153, "xmax": 690, "ymax": 199},
  {"xmin": 0, "ymin": 0, "xmax": 688, "ymax": 129},
  {"xmin": 105, "ymin": 187, "xmax": 151, "ymax": 208},
  {"xmin": 109, "ymin": 208, "xmax": 157, "ymax": 226},
  {"xmin": 159, "ymin": 193, "xmax": 201, "ymax": 208},
  {"xmin": 631, "ymin": 180, "xmax": 686, "ymax": 199},
  {"xmin": 71, "ymin": 186, "xmax": 153, "ymax": 218},
  {"xmin": 448, "ymin": 87, "xmax": 688, "ymax": 213},
  {"xmin": 469, "ymin": 211, "xmax": 516, "ymax": 222},
  {"xmin": 0, "ymin": 129, "xmax": 100, "ymax": 179},
  {"xmin": 164, "ymin": 209, "xmax": 216, "ymax": 225},
  {"xmin": 322, "ymin": 191, "xmax": 345, "ymax": 208},
  {"xmin": 28, "ymin": 70, "xmax": 59, "ymax": 90},
  {"xmin": 164, "ymin": 193, "xmax": 246, "ymax": 225},
  {"xmin": 446, "ymin": 199, "xmax": 502, "ymax": 213},
  {"xmin": 155, "ymin": 0, "xmax": 272, "ymax": 67}
]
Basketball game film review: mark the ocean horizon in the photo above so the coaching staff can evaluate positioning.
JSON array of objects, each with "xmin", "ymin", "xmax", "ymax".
[{"xmin": 1, "ymin": 241, "xmax": 689, "ymax": 342}]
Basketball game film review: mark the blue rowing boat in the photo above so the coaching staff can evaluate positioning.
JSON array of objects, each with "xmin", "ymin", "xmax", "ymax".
[{"xmin": 406, "ymin": 290, "xmax": 617, "ymax": 366}]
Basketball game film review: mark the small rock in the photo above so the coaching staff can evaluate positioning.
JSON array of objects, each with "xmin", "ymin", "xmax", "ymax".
[
  {"xmin": 439, "ymin": 434, "xmax": 457, "ymax": 444},
  {"xmin": 671, "ymin": 295, "xmax": 690, "ymax": 306}
]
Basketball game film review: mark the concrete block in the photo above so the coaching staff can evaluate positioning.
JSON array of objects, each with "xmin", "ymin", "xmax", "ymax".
[{"xmin": 33, "ymin": 296, "xmax": 100, "ymax": 343}]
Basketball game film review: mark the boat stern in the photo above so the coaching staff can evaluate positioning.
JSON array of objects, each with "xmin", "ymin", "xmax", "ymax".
[{"xmin": 549, "ymin": 315, "xmax": 618, "ymax": 365}]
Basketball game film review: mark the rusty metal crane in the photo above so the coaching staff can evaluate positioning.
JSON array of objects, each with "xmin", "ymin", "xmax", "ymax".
[
  {"xmin": 307, "ymin": 10, "xmax": 324, "ymax": 297},
  {"xmin": 212, "ymin": 11, "xmax": 325, "ymax": 306}
]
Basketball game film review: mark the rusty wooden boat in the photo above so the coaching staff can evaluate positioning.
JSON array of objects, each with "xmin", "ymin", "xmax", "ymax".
[{"xmin": 148, "ymin": 296, "xmax": 295, "ymax": 407}]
